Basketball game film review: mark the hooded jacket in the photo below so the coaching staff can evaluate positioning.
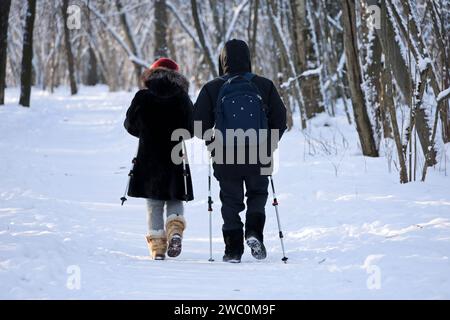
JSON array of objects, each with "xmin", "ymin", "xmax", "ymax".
[
  {"xmin": 124, "ymin": 67, "xmax": 194, "ymax": 201},
  {"xmin": 193, "ymin": 39, "xmax": 287, "ymax": 179}
]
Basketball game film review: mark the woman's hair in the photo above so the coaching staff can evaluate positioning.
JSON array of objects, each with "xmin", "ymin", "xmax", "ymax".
[
  {"xmin": 140, "ymin": 67, "xmax": 189, "ymax": 93},
  {"xmin": 140, "ymin": 68, "xmax": 154, "ymax": 89}
]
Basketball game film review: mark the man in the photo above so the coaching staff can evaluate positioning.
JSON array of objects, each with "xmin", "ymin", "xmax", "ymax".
[{"xmin": 193, "ymin": 39, "xmax": 287, "ymax": 263}]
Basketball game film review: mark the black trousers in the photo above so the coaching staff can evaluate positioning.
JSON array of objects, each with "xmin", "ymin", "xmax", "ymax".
[{"xmin": 218, "ymin": 175, "xmax": 269, "ymax": 241}]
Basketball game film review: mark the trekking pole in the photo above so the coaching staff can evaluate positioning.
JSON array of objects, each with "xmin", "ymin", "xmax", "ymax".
[
  {"xmin": 120, "ymin": 148, "xmax": 138, "ymax": 206},
  {"xmin": 269, "ymin": 175, "xmax": 288, "ymax": 263},
  {"xmin": 181, "ymin": 140, "xmax": 189, "ymax": 202},
  {"xmin": 207, "ymin": 154, "xmax": 214, "ymax": 262}
]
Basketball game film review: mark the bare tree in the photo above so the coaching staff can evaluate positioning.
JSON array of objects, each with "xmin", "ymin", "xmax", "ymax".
[
  {"xmin": 383, "ymin": 68, "xmax": 408, "ymax": 183},
  {"xmin": 209, "ymin": 0, "xmax": 224, "ymax": 44},
  {"xmin": 115, "ymin": 0, "xmax": 142, "ymax": 84},
  {"xmin": 0, "ymin": 0, "xmax": 11, "ymax": 105},
  {"xmin": 248, "ymin": 0, "xmax": 259, "ymax": 67},
  {"xmin": 191, "ymin": 0, "xmax": 218, "ymax": 77},
  {"xmin": 19, "ymin": 0, "xmax": 37, "ymax": 107},
  {"xmin": 154, "ymin": 0, "xmax": 168, "ymax": 59},
  {"xmin": 62, "ymin": 0, "xmax": 78, "ymax": 95},
  {"xmin": 290, "ymin": 0, "xmax": 324, "ymax": 119},
  {"xmin": 341, "ymin": 0, "xmax": 378, "ymax": 157},
  {"xmin": 267, "ymin": 0, "xmax": 304, "ymax": 129},
  {"xmin": 361, "ymin": 2, "xmax": 383, "ymax": 144}
]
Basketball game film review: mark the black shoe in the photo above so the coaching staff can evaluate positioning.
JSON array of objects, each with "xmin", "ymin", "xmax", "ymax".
[
  {"xmin": 246, "ymin": 236, "xmax": 267, "ymax": 260},
  {"xmin": 245, "ymin": 213, "xmax": 266, "ymax": 245},
  {"xmin": 222, "ymin": 253, "xmax": 242, "ymax": 263},
  {"xmin": 167, "ymin": 234, "xmax": 182, "ymax": 258},
  {"xmin": 223, "ymin": 229, "xmax": 244, "ymax": 263}
]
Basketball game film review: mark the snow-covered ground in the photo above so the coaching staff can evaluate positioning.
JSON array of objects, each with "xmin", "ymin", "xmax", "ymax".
[{"xmin": 1, "ymin": 86, "xmax": 449, "ymax": 299}]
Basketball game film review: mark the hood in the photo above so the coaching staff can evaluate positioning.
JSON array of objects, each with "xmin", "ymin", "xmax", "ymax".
[
  {"xmin": 141, "ymin": 67, "xmax": 189, "ymax": 97},
  {"xmin": 219, "ymin": 39, "xmax": 252, "ymax": 76}
]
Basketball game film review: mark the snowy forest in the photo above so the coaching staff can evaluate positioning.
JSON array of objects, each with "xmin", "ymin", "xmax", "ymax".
[
  {"xmin": 1, "ymin": 0, "xmax": 449, "ymax": 183},
  {"xmin": 1, "ymin": 0, "xmax": 450, "ymax": 299}
]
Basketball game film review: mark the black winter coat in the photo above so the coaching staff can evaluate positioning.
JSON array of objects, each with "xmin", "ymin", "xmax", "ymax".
[
  {"xmin": 124, "ymin": 68, "xmax": 194, "ymax": 201},
  {"xmin": 193, "ymin": 39, "xmax": 287, "ymax": 179}
]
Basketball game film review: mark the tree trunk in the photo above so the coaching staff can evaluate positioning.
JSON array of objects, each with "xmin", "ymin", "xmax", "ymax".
[
  {"xmin": 191, "ymin": 0, "xmax": 218, "ymax": 77},
  {"xmin": 436, "ymin": 1, "xmax": 450, "ymax": 143},
  {"xmin": 167, "ymin": 25, "xmax": 178, "ymax": 65},
  {"xmin": 249, "ymin": 0, "xmax": 259, "ymax": 68},
  {"xmin": 115, "ymin": 0, "xmax": 142, "ymax": 84},
  {"xmin": 277, "ymin": 57, "xmax": 293, "ymax": 130},
  {"xmin": 363, "ymin": 6, "xmax": 383, "ymax": 143},
  {"xmin": 378, "ymin": 69, "xmax": 393, "ymax": 138},
  {"xmin": 292, "ymin": 0, "xmax": 324, "ymax": 118},
  {"xmin": 373, "ymin": 0, "xmax": 412, "ymax": 102},
  {"xmin": 62, "ymin": 0, "xmax": 78, "ymax": 95},
  {"xmin": 442, "ymin": 101, "xmax": 450, "ymax": 143},
  {"xmin": 341, "ymin": 0, "xmax": 379, "ymax": 156},
  {"xmin": 267, "ymin": 0, "xmax": 305, "ymax": 128},
  {"xmin": 85, "ymin": 5, "xmax": 98, "ymax": 86},
  {"xmin": 0, "ymin": 0, "xmax": 11, "ymax": 105},
  {"xmin": 413, "ymin": 65, "xmax": 437, "ymax": 166},
  {"xmin": 373, "ymin": 0, "xmax": 435, "ymax": 164},
  {"xmin": 154, "ymin": 0, "xmax": 168, "ymax": 59},
  {"xmin": 391, "ymin": 0, "xmax": 436, "ymax": 167},
  {"xmin": 19, "ymin": 0, "xmax": 37, "ymax": 107},
  {"xmin": 422, "ymin": 98, "xmax": 445, "ymax": 181},
  {"xmin": 86, "ymin": 47, "xmax": 98, "ymax": 86},
  {"xmin": 209, "ymin": 0, "xmax": 223, "ymax": 43},
  {"xmin": 383, "ymin": 68, "xmax": 408, "ymax": 183}
]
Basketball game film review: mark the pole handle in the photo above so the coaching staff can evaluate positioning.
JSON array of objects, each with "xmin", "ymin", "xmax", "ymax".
[{"xmin": 120, "ymin": 147, "xmax": 139, "ymax": 206}]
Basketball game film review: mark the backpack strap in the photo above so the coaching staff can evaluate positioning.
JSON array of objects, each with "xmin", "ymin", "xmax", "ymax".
[
  {"xmin": 215, "ymin": 72, "xmax": 266, "ymax": 113},
  {"xmin": 240, "ymin": 73, "xmax": 265, "ymax": 109},
  {"xmin": 223, "ymin": 72, "xmax": 255, "ymax": 84},
  {"xmin": 242, "ymin": 72, "xmax": 256, "ymax": 82}
]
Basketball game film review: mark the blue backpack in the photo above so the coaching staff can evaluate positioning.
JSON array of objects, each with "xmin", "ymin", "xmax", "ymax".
[{"xmin": 215, "ymin": 73, "xmax": 268, "ymax": 147}]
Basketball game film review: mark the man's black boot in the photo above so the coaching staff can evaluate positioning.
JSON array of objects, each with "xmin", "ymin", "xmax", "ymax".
[
  {"xmin": 245, "ymin": 213, "xmax": 267, "ymax": 260},
  {"xmin": 222, "ymin": 229, "xmax": 244, "ymax": 263}
]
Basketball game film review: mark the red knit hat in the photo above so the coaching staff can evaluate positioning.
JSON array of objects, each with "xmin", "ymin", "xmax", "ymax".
[{"xmin": 150, "ymin": 58, "xmax": 179, "ymax": 71}]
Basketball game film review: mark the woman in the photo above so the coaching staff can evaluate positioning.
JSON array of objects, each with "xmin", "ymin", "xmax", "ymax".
[{"xmin": 124, "ymin": 58, "xmax": 194, "ymax": 260}]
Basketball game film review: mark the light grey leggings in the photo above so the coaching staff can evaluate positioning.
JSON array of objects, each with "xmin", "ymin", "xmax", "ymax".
[{"xmin": 146, "ymin": 199, "xmax": 184, "ymax": 232}]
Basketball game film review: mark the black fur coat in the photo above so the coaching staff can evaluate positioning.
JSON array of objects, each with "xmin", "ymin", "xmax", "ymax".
[{"xmin": 124, "ymin": 68, "xmax": 194, "ymax": 201}]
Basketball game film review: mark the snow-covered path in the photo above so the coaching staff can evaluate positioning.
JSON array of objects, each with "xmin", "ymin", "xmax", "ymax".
[{"xmin": 1, "ymin": 86, "xmax": 449, "ymax": 299}]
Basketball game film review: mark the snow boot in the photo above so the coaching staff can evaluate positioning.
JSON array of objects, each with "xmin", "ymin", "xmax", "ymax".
[
  {"xmin": 245, "ymin": 213, "xmax": 267, "ymax": 260},
  {"xmin": 145, "ymin": 230, "xmax": 167, "ymax": 260},
  {"xmin": 222, "ymin": 229, "xmax": 244, "ymax": 263},
  {"xmin": 223, "ymin": 253, "xmax": 242, "ymax": 263},
  {"xmin": 246, "ymin": 236, "xmax": 267, "ymax": 260},
  {"xmin": 166, "ymin": 214, "xmax": 186, "ymax": 258}
]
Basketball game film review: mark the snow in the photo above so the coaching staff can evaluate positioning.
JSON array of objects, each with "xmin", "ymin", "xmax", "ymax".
[
  {"xmin": 326, "ymin": 15, "xmax": 343, "ymax": 32},
  {"xmin": 418, "ymin": 57, "xmax": 431, "ymax": 72},
  {"xmin": 281, "ymin": 66, "xmax": 322, "ymax": 89},
  {"xmin": 1, "ymin": 86, "xmax": 450, "ymax": 299},
  {"xmin": 437, "ymin": 87, "xmax": 450, "ymax": 102}
]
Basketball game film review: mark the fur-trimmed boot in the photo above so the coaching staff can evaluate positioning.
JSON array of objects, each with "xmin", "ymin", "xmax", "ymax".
[
  {"xmin": 166, "ymin": 214, "xmax": 186, "ymax": 258},
  {"xmin": 145, "ymin": 230, "xmax": 167, "ymax": 260}
]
